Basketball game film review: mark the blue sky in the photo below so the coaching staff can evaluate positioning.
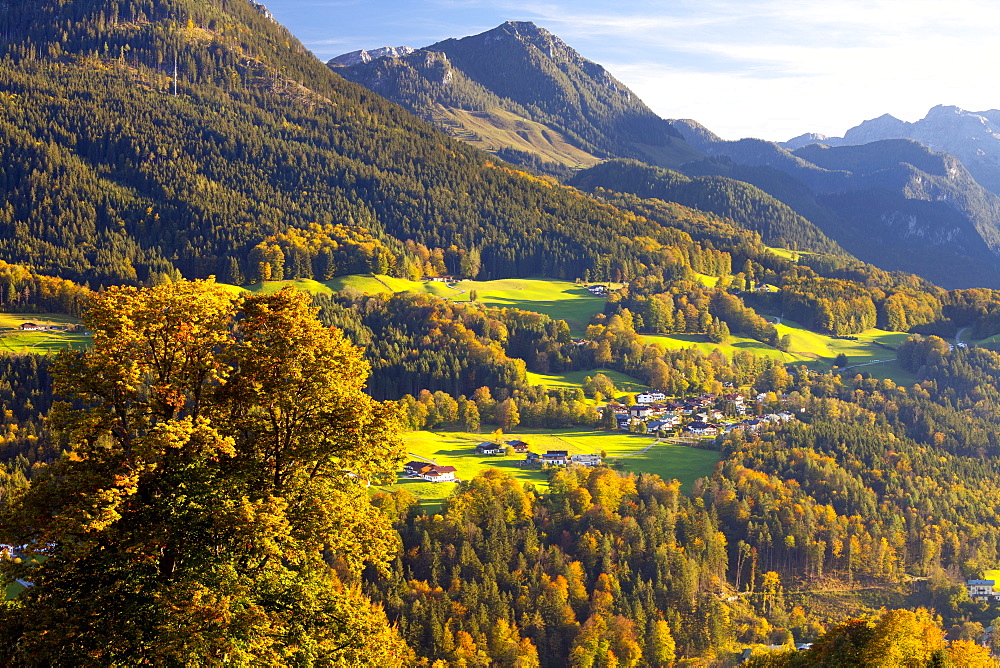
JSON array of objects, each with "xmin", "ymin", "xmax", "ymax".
[{"xmin": 262, "ymin": 0, "xmax": 1000, "ymax": 141}]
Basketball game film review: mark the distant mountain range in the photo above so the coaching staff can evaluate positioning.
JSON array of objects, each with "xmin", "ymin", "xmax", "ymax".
[
  {"xmin": 332, "ymin": 28, "xmax": 1000, "ymax": 288},
  {"xmin": 783, "ymin": 105, "xmax": 1000, "ymax": 195},
  {"xmin": 668, "ymin": 120, "xmax": 1000, "ymax": 287}
]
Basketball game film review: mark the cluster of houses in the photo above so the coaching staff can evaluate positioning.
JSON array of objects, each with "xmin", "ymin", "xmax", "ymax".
[
  {"xmin": 402, "ymin": 438, "xmax": 605, "ymax": 483},
  {"xmin": 523, "ymin": 451, "xmax": 602, "ymax": 468},
  {"xmin": 478, "ymin": 439, "xmax": 603, "ymax": 469},
  {"xmin": 612, "ymin": 391, "xmax": 797, "ymax": 437}
]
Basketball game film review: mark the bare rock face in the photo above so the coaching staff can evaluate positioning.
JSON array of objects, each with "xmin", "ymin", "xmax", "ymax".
[{"xmin": 329, "ymin": 46, "xmax": 414, "ymax": 68}]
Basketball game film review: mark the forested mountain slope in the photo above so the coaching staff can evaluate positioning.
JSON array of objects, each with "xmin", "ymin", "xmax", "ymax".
[
  {"xmin": 668, "ymin": 121, "xmax": 1000, "ymax": 288},
  {"xmin": 0, "ymin": 1, "xmax": 714, "ymax": 286},
  {"xmin": 571, "ymin": 160, "xmax": 845, "ymax": 255}
]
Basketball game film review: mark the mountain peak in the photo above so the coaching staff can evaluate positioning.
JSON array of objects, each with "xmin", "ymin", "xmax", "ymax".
[
  {"xmin": 925, "ymin": 104, "xmax": 965, "ymax": 117},
  {"xmin": 329, "ymin": 46, "xmax": 415, "ymax": 67},
  {"xmin": 473, "ymin": 20, "xmax": 574, "ymax": 60}
]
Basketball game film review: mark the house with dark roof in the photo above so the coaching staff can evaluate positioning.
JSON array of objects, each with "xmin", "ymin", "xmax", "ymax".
[
  {"xmin": 506, "ymin": 440, "xmax": 529, "ymax": 454},
  {"xmin": 404, "ymin": 461, "xmax": 434, "ymax": 476},
  {"xmin": 542, "ymin": 450, "xmax": 569, "ymax": 466},
  {"xmin": 476, "ymin": 442, "xmax": 504, "ymax": 455}
]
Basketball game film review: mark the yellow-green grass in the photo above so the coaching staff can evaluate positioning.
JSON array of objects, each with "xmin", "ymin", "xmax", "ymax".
[
  {"xmin": 232, "ymin": 276, "xmax": 602, "ymax": 333},
  {"xmin": 642, "ymin": 318, "xmax": 914, "ymax": 382},
  {"xmin": 524, "ymin": 368, "xmax": 648, "ymax": 399},
  {"xmin": 431, "ymin": 106, "xmax": 601, "ymax": 169},
  {"xmin": 384, "ymin": 428, "xmax": 721, "ymax": 510},
  {"xmin": 765, "ymin": 247, "xmax": 819, "ymax": 261},
  {"xmin": 0, "ymin": 313, "xmax": 90, "ymax": 354},
  {"xmin": 642, "ymin": 332, "xmax": 794, "ymax": 362},
  {"xmin": 453, "ymin": 279, "xmax": 604, "ymax": 333},
  {"xmin": 518, "ymin": 429, "xmax": 719, "ymax": 491},
  {"xmin": 242, "ymin": 278, "xmax": 335, "ymax": 297},
  {"xmin": 232, "ymin": 275, "xmax": 465, "ymax": 299},
  {"xmin": 694, "ymin": 273, "xmax": 721, "ymax": 288},
  {"xmin": 608, "ymin": 440, "xmax": 721, "ymax": 490},
  {"xmin": 774, "ymin": 319, "xmax": 907, "ymax": 359},
  {"xmin": 382, "ymin": 430, "xmax": 551, "ymax": 511}
]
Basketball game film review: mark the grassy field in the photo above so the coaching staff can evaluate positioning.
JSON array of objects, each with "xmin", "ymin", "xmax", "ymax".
[
  {"xmin": 641, "ymin": 317, "xmax": 916, "ymax": 384},
  {"xmin": 771, "ymin": 318, "xmax": 915, "ymax": 383},
  {"xmin": 0, "ymin": 313, "xmax": 91, "ymax": 354},
  {"xmin": 609, "ymin": 440, "xmax": 721, "ymax": 489},
  {"xmin": 524, "ymin": 368, "xmax": 648, "ymax": 395},
  {"xmin": 383, "ymin": 428, "xmax": 721, "ymax": 511},
  {"xmin": 642, "ymin": 332, "xmax": 794, "ymax": 362},
  {"xmin": 230, "ymin": 276, "xmax": 602, "ymax": 330},
  {"xmin": 432, "ymin": 106, "xmax": 602, "ymax": 169},
  {"xmin": 451, "ymin": 279, "xmax": 605, "ymax": 333},
  {"xmin": 231, "ymin": 275, "xmax": 921, "ymax": 383},
  {"xmin": 694, "ymin": 273, "xmax": 721, "ymax": 288}
]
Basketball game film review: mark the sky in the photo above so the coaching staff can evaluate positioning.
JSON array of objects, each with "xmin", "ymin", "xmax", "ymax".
[{"xmin": 261, "ymin": 0, "xmax": 1000, "ymax": 142}]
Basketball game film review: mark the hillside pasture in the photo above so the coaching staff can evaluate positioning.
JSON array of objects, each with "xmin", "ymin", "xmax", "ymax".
[
  {"xmin": 453, "ymin": 278, "xmax": 605, "ymax": 333},
  {"xmin": 0, "ymin": 313, "xmax": 90, "ymax": 354},
  {"xmin": 524, "ymin": 368, "xmax": 649, "ymax": 395},
  {"xmin": 385, "ymin": 428, "xmax": 721, "ymax": 510}
]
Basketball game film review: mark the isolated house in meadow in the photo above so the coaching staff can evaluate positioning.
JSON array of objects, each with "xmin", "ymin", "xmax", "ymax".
[
  {"xmin": 19, "ymin": 323, "xmax": 43, "ymax": 331},
  {"xmin": 404, "ymin": 461, "xmax": 434, "ymax": 476},
  {"xmin": 421, "ymin": 465, "xmax": 458, "ymax": 482},
  {"xmin": 506, "ymin": 440, "xmax": 529, "ymax": 453},
  {"xmin": 968, "ymin": 579, "xmax": 1000, "ymax": 601},
  {"xmin": 476, "ymin": 442, "xmax": 504, "ymax": 455}
]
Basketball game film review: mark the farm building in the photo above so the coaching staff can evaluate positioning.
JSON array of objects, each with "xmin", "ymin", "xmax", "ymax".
[
  {"xmin": 571, "ymin": 454, "xmax": 602, "ymax": 467},
  {"xmin": 421, "ymin": 465, "xmax": 458, "ymax": 482},
  {"xmin": 404, "ymin": 461, "xmax": 434, "ymax": 476},
  {"xmin": 506, "ymin": 440, "xmax": 529, "ymax": 453},
  {"xmin": 476, "ymin": 442, "xmax": 504, "ymax": 455}
]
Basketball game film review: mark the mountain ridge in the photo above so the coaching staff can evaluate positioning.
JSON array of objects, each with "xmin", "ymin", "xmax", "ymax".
[
  {"xmin": 782, "ymin": 105, "xmax": 1000, "ymax": 194},
  {"xmin": 331, "ymin": 21, "xmax": 702, "ymax": 170}
]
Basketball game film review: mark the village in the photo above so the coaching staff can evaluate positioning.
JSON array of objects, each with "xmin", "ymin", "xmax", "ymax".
[
  {"xmin": 612, "ymin": 389, "xmax": 798, "ymax": 438},
  {"xmin": 402, "ymin": 389, "xmax": 798, "ymax": 483}
]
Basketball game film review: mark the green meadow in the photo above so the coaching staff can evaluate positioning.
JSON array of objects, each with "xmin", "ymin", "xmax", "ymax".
[
  {"xmin": 225, "ymin": 276, "xmax": 603, "ymax": 332},
  {"xmin": 381, "ymin": 428, "xmax": 721, "ymax": 511},
  {"xmin": 0, "ymin": 313, "xmax": 91, "ymax": 354},
  {"xmin": 451, "ymin": 278, "xmax": 605, "ymax": 333},
  {"xmin": 524, "ymin": 368, "xmax": 649, "ymax": 395},
  {"xmin": 230, "ymin": 274, "xmax": 920, "ymax": 383}
]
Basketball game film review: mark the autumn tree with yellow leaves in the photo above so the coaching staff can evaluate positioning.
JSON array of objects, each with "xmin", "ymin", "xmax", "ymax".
[{"xmin": 0, "ymin": 280, "xmax": 408, "ymax": 665}]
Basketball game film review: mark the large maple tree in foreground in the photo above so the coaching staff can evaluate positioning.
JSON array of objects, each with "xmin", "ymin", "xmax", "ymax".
[{"xmin": 0, "ymin": 280, "xmax": 408, "ymax": 665}]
